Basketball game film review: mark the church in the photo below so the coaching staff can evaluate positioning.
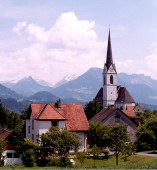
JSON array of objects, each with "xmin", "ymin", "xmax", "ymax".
[
  {"xmin": 94, "ymin": 30, "xmax": 135, "ymax": 110},
  {"xmin": 90, "ymin": 30, "xmax": 141, "ymax": 143}
]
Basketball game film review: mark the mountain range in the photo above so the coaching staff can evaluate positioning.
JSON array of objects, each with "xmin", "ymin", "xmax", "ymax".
[{"xmin": 1, "ymin": 67, "xmax": 157, "ymax": 112}]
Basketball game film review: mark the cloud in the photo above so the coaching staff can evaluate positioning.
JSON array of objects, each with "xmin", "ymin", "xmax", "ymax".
[
  {"xmin": 12, "ymin": 21, "xmax": 27, "ymax": 35},
  {"xmin": 116, "ymin": 43, "xmax": 157, "ymax": 80},
  {"xmin": 25, "ymin": 12, "xmax": 100, "ymax": 51},
  {"xmin": 0, "ymin": 12, "xmax": 106, "ymax": 85}
]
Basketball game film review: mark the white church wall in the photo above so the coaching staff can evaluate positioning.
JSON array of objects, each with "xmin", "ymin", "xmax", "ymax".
[{"xmin": 115, "ymin": 103, "xmax": 135, "ymax": 110}]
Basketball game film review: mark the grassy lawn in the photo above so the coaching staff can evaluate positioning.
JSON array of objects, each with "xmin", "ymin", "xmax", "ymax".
[
  {"xmin": 74, "ymin": 154, "xmax": 157, "ymax": 169},
  {"xmin": 1, "ymin": 154, "xmax": 157, "ymax": 169}
]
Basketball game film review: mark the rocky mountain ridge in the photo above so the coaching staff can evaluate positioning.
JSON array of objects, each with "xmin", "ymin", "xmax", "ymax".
[{"xmin": 1, "ymin": 67, "xmax": 157, "ymax": 112}]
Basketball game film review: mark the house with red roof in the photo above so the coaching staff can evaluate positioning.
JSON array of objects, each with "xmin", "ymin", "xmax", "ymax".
[
  {"xmin": 89, "ymin": 107, "xmax": 141, "ymax": 143},
  {"xmin": 0, "ymin": 128, "xmax": 24, "ymax": 165},
  {"xmin": 26, "ymin": 100, "xmax": 89, "ymax": 152}
]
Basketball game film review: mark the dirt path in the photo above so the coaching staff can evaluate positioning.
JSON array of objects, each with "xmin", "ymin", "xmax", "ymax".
[{"xmin": 137, "ymin": 152, "xmax": 157, "ymax": 157}]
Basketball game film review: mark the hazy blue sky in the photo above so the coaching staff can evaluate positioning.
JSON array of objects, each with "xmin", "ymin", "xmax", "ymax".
[{"xmin": 0, "ymin": 0, "xmax": 157, "ymax": 85}]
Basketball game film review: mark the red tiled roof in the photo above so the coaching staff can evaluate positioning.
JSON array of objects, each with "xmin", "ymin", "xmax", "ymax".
[
  {"xmin": 0, "ymin": 129, "xmax": 14, "ymax": 140},
  {"xmin": 0, "ymin": 128, "xmax": 24, "ymax": 142},
  {"xmin": 140, "ymin": 105, "xmax": 145, "ymax": 110},
  {"xmin": 89, "ymin": 107, "xmax": 140, "ymax": 123},
  {"xmin": 122, "ymin": 110, "xmax": 136, "ymax": 117},
  {"xmin": 37, "ymin": 104, "xmax": 65, "ymax": 120},
  {"xmin": 31, "ymin": 103, "xmax": 45, "ymax": 118},
  {"xmin": 30, "ymin": 103, "xmax": 89, "ymax": 132},
  {"xmin": 126, "ymin": 106, "xmax": 135, "ymax": 111},
  {"xmin": 89, "ymin": 107, "xmax": 117, "ymax": 123}
]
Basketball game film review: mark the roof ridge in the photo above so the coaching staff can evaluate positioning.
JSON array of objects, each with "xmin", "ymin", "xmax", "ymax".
[{"xmin": 36, "ymin": 104, "xmax": 47, "ymax": 119}]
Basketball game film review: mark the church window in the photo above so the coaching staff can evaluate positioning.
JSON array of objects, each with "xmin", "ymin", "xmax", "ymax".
[
  {"xmin": 110, "ymin": 75, "xmax": 113, "ymax": 84},
  {"xmin": 120, "ymin": 106, "xmax": 123, "ymax": 110},
  {"xmin": 115, "ymin": 116, "xmax": 120, "ymax": 122}
]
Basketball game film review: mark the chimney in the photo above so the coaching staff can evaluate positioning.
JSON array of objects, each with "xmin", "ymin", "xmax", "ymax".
[{"xmin": 57, "ymin": 99, "xmax": 61, "ymax": 108}]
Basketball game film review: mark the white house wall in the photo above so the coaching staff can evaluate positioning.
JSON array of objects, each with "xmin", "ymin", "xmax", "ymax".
[
  {"xmin": 39, "ymin": 121, "xmax": 51, "ymax": 135},
  {"xmin": 26, "ymin": 112, "xmax": 39, "ymax": 143},
  {"xmin": 76, "ymin": 132, "xmax": 87, "ymax": 152},
  {"xmin": 3, "ymin": 150, "xmax": 22, "ymax": 165}
]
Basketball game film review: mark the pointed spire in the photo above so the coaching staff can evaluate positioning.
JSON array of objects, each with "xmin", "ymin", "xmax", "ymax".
[{"xmin": 106, "ymin": 29, "xmax": 113, "ymax": 70}]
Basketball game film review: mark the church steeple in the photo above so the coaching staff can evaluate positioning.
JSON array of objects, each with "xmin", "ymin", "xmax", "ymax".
[
  {"xmin": 106, "ymin": 29, "xmax": 113, "ymax": 70},
  {"xmin": 103, "ymin": 29, "xmax": 117, "ymax": 108}
]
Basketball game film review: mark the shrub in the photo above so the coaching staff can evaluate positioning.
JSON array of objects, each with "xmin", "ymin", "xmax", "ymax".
[
  {"xmin": 21, "ymin": 149, "xmax": 35, "ymax": 167},
  {"xmin": 104, "ymin": 151, "xmax": 109, "ymax": 160},
  {"xmin": 59, "ymin": 155, "xmax": 72, "ymax": 167},
  {"xmin": 36, "ymin": 158, "xmax": 48, "ymax": 167},
  {"xmin": 46, "ymin": 158, "xmax": 60, "ymax": 166}
]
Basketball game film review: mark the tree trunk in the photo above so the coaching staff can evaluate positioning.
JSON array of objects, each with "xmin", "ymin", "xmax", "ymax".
[{"xmin": 116, "ymin": 147, "xmax": 118, "ymax": 165}]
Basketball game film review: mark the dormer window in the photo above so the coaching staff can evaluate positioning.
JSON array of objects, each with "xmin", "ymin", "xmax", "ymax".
[{"xmin": 115, "ymin": 116, "xmax": 120, "ymax": 122}]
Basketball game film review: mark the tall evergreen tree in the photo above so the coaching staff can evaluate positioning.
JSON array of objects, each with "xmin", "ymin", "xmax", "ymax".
[{"xmin": 84, "ymin": 101, "xmax": 103, "ymax": 120}]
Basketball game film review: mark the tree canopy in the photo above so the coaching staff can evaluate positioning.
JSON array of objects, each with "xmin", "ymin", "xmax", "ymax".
[
  {"xmin": 0, "ymin": 101, "xmax": 24, "ymax": 136},
  {"xmin": 89, "ymin": 122, "xmax": 131, "ymax": 165},
  {"xmin": 89, "ymin": 122, "xmax": 111, "ymax": 148},
  {"xmin": 37, "ymin": 126, "xmax": 81, "ymax": 159},
  {"xmin": 84, "ymin": 101, "xmax": 103, "ymax": 120},
  {"xmin": 135, "ymin": 110, "xmax": 157, "ymax": 151}
]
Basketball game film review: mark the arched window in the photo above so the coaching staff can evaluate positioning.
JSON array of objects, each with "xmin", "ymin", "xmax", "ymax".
[
  {"xmin": 120, "ymin": 106, "xmax": 123, "ymax": 110},
  {"xmin": 104, "ymin": 76, "xmax": 105, "ymax": 85},
  {"xmin": 110, "ymin": 75, "xmax": 113, "ymax": 84}
]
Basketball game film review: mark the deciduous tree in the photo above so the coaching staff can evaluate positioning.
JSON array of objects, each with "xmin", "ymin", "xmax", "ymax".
[
  {"xmin": 110, "ymin": 125, "xmax": 130, "ymax": 165},
  {"xmin": 89, "ymin": 122, "xmax": 111, "ymax": 148},
  {"xmin": 37, "ymin": 126, "xmax": 81, "ymax": 159}
]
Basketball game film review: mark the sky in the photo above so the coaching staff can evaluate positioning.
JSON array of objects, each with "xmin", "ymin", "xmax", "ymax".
[{"xmin": 1, "ymin": 0, "xmax": 157, "ymax": 86}]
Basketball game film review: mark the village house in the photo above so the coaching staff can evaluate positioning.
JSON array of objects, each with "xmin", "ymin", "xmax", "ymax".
[
  {"xmin": 26, "ymin": 100, "xmax": 89, "ymax": 152},
  {"xmin": 89, "ymin": 107, "xmax": 141, "ymax": 143},
  {"xmin": 0, "ymin": 128, "xmax": 24, "ymax": 165}
]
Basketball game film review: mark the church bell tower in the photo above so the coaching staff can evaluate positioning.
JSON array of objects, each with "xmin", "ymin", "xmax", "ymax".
[{"xmin": 103, "ymin": 30, "xmax": 117, "ymax": 107}]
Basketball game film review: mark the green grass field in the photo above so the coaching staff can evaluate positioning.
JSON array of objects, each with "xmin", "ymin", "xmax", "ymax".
[{"xmin": 1, "ymin": 154, "xmax": 157, "ymax": 169}]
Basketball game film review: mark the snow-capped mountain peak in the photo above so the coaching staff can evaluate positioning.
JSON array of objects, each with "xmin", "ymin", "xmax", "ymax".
[{"xmin": 54, "ymin": 74, "xmax": 77, "ymax": 87}]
